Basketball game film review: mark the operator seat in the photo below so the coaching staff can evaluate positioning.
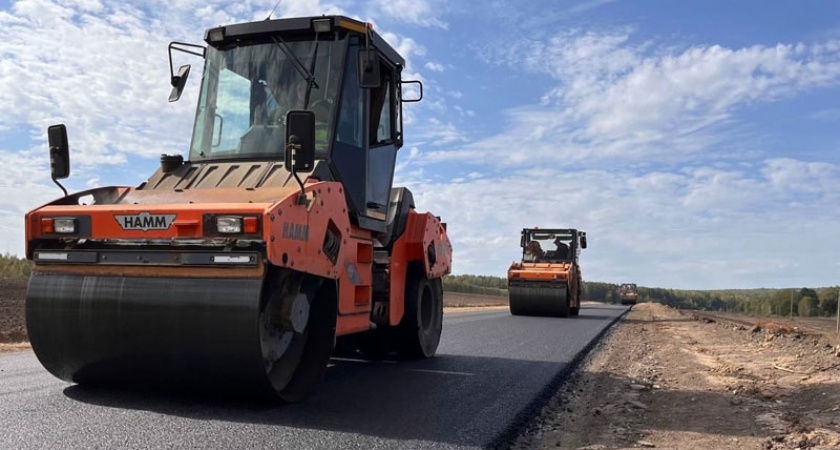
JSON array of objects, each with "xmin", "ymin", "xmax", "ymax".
[{"xmin": 373, "ymin": 187, "xmax": 415, "ymax": 250}]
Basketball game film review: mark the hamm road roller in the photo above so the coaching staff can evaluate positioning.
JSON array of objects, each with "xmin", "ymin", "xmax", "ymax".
[
  {"xmin": 507, "ymin": 228, "xmax": 586, "ymax": 317},
  {"xmin": 619, "ymin": 283, "xmax": 638, "ymax": 305},
  {"xmin": 24, "ymin": 16, "xmax": 451, "ymax": 402}
]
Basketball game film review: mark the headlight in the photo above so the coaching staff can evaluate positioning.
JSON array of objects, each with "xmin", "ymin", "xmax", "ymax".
[
  {"xmin": 216, "ymin": 216, "xmax": 242, "ymax": 234},
  {"xmin": 42, "ymin": 217, "xmax": 76, "ymax": 234},
  {"xmin": 54, "ymin": 218, "xmax": 77, "ymax": 234},
  {"xmin": 207, "ymin": 27, "xmax": 225, "ymax": 43}
]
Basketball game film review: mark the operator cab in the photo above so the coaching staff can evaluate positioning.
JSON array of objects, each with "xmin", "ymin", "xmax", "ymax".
[
  {"xmin": 620, "ymin": 283, "xmax": 637, "ymax": 294},
  {"xmin": 163, "ymin": 16, "xmax": 420, "ymax": 233},
  {"xmin": 520, "ymin": 228, "xmax": 587, "ymax": 264}
]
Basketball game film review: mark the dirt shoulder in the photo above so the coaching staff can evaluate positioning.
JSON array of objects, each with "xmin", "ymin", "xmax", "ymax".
[
  {"xmin": 515, "ymin": 302, "xmax": 840, "ymax": 450},
  {"xmin": 0, "ymin": 278, "xmax": 27, "ymax": 344},
  {"xmin": 443, "ymin": 291, "xmax": 508, "ymax": 308}
]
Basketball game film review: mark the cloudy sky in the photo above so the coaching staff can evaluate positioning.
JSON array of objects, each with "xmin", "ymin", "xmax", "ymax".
[{"xmin": 1, "ymin": 0, "xmax": 839, "ymax": 289}]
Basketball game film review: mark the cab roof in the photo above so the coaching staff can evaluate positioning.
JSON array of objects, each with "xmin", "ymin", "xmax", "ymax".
[{"xmin": 204, "ymin": 15, "xmax": 405, "ymax": 67}]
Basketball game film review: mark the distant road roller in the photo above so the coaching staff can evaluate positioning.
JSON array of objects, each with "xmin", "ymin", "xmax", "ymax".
[
  {"xmin": 24, "ymin": 15, "xmax": 451, "ymax": 402},
  {"xmin": 619, "ymin": 283, "xmax": 638, "ymax": 305},
  {"xmin": 507, "ymin": 228, "xmax": 587, "ymax": 317}
]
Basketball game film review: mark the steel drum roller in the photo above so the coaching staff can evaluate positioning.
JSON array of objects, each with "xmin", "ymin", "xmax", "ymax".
[{"xmin": 508, "ymin": 283, "xmax": 569, "ymax": 317}]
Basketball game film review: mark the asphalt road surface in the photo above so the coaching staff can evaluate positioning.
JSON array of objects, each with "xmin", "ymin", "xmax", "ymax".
[{"xmin": 0, "ymin": 304, "xmax": 628, "ymax": 449}]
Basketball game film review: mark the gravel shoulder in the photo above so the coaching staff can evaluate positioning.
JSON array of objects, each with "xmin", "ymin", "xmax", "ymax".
[{"xmin": 515, "ymin": 302, "xmax": 840, "ymax": 450}]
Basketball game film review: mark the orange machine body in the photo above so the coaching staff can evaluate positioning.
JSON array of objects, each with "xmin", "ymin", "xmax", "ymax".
[
  {"xmin": 25, "ymin": 178, "xmax": 451, "ymax": 337},
  {"xmin": 507, "ymin": 261, "xmax": 583, "ymax": 309}
]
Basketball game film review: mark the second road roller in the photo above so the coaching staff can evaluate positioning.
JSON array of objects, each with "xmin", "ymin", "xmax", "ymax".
[
  {"xmin": 620, "ymin": 283, "xmax": 639, "ymax": 305},
  {"xmin": 507, "ymin": 228, "xmax": 587, "ymax": 317},
  {"xmin": 24, "ymin": 15, "xmax": 451, "ymax": 402}
]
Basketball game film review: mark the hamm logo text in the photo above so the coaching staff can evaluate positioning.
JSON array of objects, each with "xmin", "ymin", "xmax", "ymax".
[{"xmin": 115, "ymin": 212, "xmax": 177, "ymax": 231}]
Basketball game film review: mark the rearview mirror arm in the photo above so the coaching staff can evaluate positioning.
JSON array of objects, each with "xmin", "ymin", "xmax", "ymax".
[
  {"xmin": 168, "ymin": 42, "xmax": 205, "ymax": 83},
  {"xmin": 51, "ymin": 173, "xmax": 68, "ymax": 197},
  {"xmin": 286, "ymin": 136, "xmax": 307, "ymax": 205}
]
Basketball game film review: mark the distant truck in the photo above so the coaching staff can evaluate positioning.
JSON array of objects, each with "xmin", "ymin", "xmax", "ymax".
[{"xmin": 619, "ymin": 283, "xmax": 638, "ymax": 305}]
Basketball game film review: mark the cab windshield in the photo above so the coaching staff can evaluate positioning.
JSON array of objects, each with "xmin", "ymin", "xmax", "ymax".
[
  {"xmin": 621, "ymin": 284, "xmax": 637, "ymax": 293},
  {"xmin": 523, "ymin": 231, "xmax": 574, "ymax": 263},
  {"xmin": 189, "ymin": 38, "xmax": 344, "ymax": 161}
]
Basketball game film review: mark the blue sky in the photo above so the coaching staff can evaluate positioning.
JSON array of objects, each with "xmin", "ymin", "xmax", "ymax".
[{"xmin": 1, "ymin": 0, "xmax": 839, "ymax": 289}]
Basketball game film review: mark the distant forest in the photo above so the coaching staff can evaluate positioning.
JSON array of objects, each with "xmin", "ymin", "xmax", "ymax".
[
  {"xmin": 2, "ymin": 254, "xmax": 836, "ymax": 317},
  {"xmin": 444, "ymin": 274, "xmax": 840, "ymax": 318}
]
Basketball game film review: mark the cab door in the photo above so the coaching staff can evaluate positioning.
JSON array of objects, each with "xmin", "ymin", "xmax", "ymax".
[
  {"xmin": 331, "ymin": 37, "xmax": 400, "ymax": 232},
  {"xmin": 365, "ymin": 59, "xmax": 399, "ymax": 223}
]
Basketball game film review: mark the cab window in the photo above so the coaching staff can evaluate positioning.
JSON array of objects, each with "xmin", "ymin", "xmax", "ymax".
[{"xmin": 370, "ymin": 63, "xmax": 393, "ymax": 146}]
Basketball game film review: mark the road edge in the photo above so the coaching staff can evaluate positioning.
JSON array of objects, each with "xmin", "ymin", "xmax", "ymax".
[{"xmin": 487, "ymin": 305, "xmax": 631, "ymax": 450}]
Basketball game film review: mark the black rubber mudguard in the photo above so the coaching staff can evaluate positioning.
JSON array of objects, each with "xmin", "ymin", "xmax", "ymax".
[
  {"xmin": 509, "ymin": 282, "xmax": 569, "ymax": 317},
  {"xmin": 26, "ymin": 271, "xmax": 270, "ymax": 392}
]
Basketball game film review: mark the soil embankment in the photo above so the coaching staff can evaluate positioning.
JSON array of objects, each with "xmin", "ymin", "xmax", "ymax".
[
  {"xmin": 444, "ymin": 291, "xmax": 507, "ymax": 307},
  {"xmin": 0, "ymin": 278, "xmax": 27, "ymax": 343},
  {"xmin": 516, "ymin": 302, "xmax": 840, "ymax": 450}
]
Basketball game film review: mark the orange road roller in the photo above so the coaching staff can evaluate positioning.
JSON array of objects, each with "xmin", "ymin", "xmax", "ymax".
[
  {"xmin": 507, "ymin": 228, "xmax": 586, "ymax": 317},
  {"xmin": 25, "ymin": 15, "xmax": 451, "ymax": 402},
  {"xmin": 619, "ymin": 283, "xmax": 638, "ymax": 305}
]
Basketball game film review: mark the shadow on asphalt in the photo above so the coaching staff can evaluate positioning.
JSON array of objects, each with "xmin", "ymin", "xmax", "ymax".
[
  {"xmin": 63, "ymin": 353, "xmax": 567, "ymax": 447},
  {"xmin": 570, "ymin": 314, "xmax": 620, "ymax": 321},
  {"xmin": 61, "ymin": 304, "xmax": 630, "ymax": 447}
]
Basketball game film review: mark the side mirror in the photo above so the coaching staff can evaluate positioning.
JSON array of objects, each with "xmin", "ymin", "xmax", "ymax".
[
  {"xmin": 284, "ymin": 110, "xmax": 316, "ymax": 172},
  {"xmin": 581, "ymin": 236, "xmax": 587, "ymax": 249},
  {"xmin": 48, "ymin": 124, "xmax": 70, "ymax": 180},
  {"xmin": 168, "ymin": 64, "xmax": 191, "ymax": 102},
  {"xmin": 357, "ymin": 48, "xmax": 381, "ymax": 88}
]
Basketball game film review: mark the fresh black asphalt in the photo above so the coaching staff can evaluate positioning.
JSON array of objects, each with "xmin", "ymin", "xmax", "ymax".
[{"xmin": 0, "ymin": 304, "xmax": 628, "ymax": 449}]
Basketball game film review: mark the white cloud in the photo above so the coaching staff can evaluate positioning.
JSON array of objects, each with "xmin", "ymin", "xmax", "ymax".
[
  {"xmin": 371, "ymin": 0, "xmax": 447, "ymax": 28},
  {"xmin": 380, "ymin": 32, "xmax": 427, "ymax": 64},
  {"xmin": 424, "ymin": 61, "xmax": 445, "ymax": 72},
  {"xmin": 762, "ymin": 158, "xmax": 840, "ymax": 195},
  {"xmin": 453, "ymin": 105, "xmax": 474, "ymax": 117},
  {"xmin": 460, "ymin": 30, "xmax": 840, "ymax": 166},
  {"xmin": 411, "ymin": 118, "xmax": 468, "ymax": 146}
]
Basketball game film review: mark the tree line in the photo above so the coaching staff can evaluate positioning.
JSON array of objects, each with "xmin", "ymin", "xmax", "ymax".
[
  {"xmin": 442, "ymin": 274, "xmax": 508, "ymax": 297},
  {"xmin": 443, "ymin": 274, "xmax": 840, "ymax": 317}
]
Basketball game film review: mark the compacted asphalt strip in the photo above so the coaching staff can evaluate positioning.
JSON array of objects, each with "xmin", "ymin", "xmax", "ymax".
[{"xmin": 0, "ymin": 304, "xmax": 629, "ymax": 449}]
